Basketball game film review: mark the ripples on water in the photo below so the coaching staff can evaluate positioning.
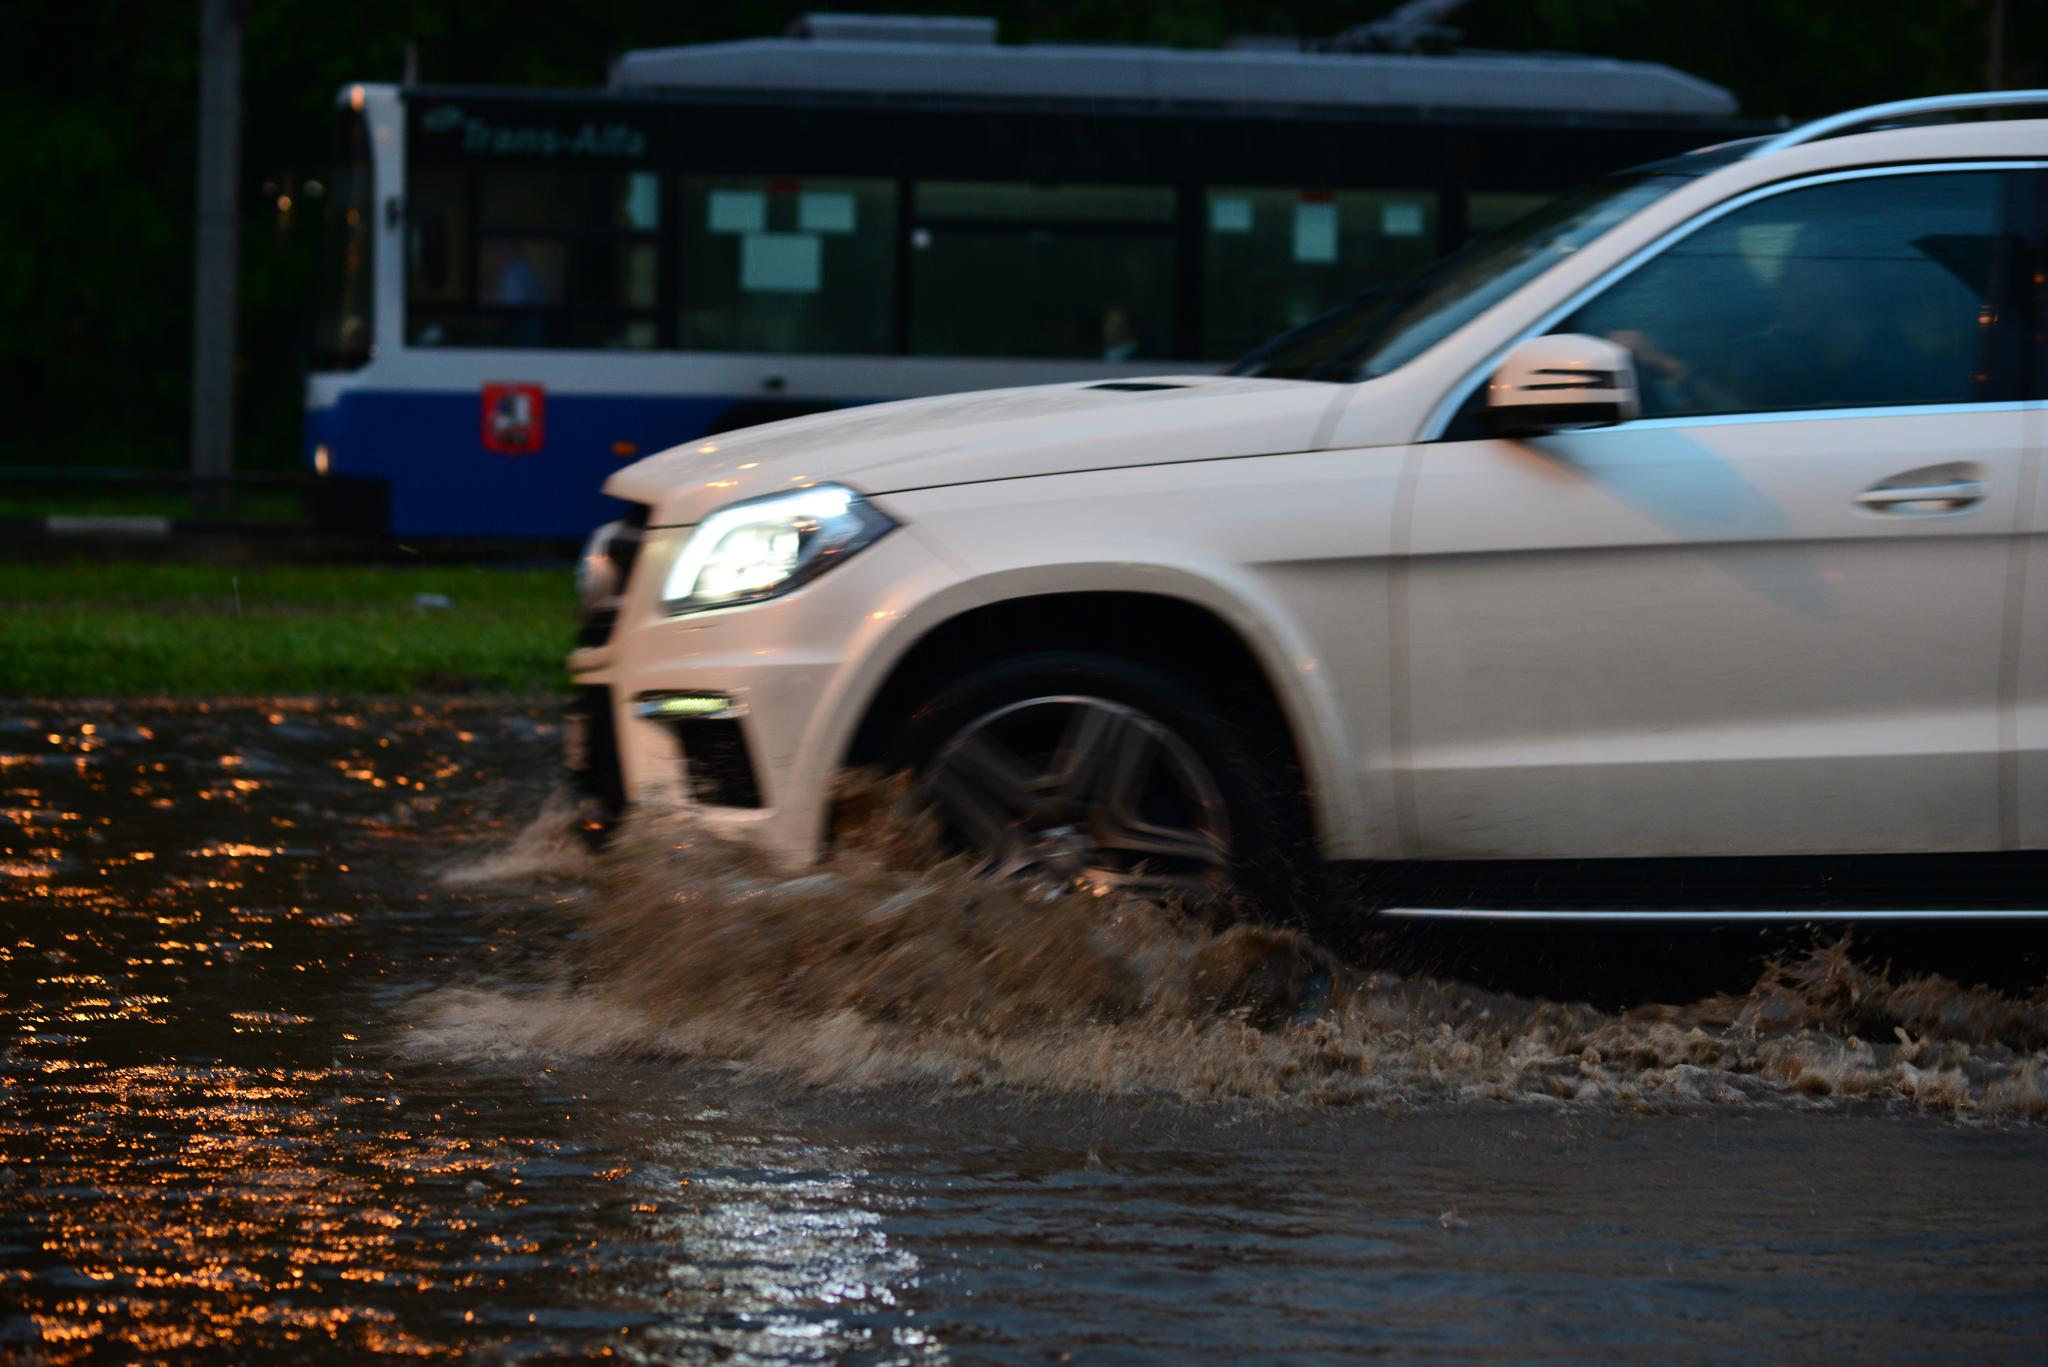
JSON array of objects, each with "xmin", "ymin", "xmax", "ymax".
[{"xmin": 3, "ymin": 701, "xmax": 2045, "ymax": 1361}]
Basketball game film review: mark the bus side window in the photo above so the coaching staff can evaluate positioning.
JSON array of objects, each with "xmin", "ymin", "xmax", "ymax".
[
  {"xmin": 677, "ymin": 177, "xmax": 896, "ymax": 356},
  {"xmin": 406, "ymin": 169, "xmax": 471, "ymax": 347},
  {"xmin": 408, "ymin": 167, "xmax": 661, "ymax": 351},
  {"xmin": 1200, "ymin": 187, "xmax": 1437, "ymax": 360},
  {"xmin": 909, "ymin": 182, "xmax": 1176, "ymax": 362},
  {"xmin": 417, "ymin": 214, "xmax": 449, "ymax": 294}
]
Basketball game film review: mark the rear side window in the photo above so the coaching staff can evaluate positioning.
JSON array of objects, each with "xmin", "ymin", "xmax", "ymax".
[{"xmin": 1558, "ymin": 170, "xmax": 2024, "ymax": 418}]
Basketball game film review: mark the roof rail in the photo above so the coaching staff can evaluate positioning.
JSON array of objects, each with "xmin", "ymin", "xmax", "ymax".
[{"xmin": 1751, "ymin": 89, "xmax": 2048, "ymax": 156}]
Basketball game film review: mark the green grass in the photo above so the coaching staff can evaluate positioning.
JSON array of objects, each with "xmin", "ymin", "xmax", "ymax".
[{"xmin": 0, "ymin": 562, "xmax": 578, "ymax": 696}]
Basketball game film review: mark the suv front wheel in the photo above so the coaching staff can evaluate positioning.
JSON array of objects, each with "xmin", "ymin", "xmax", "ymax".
[{"xmin": 887, "ymin": 652, "xmax": 1316, "ymax": 919}]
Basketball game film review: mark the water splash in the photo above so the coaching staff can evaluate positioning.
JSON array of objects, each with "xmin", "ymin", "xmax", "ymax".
[
  {"xmin": 435, "ymin": 786, "xmax": 595, "ymax": 887},
  {"xmin": 407, "ymin": 797, "xmax": 2048, "ymax": 1119}
]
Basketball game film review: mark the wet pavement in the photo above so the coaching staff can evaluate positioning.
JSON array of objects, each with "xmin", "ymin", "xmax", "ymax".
[{"xmin": 3, "ymin": 701, "xmax": 2046, "ymax": 1362}]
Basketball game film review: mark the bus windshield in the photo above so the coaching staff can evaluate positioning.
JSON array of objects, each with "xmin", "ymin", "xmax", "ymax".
[
  {"xmin": 1228, "ymin": 170, "xmax": 1695, "ymax": 384},
  {"xmin": 313, "ymin": 101, "xmax": 375, "ymax": 371}
]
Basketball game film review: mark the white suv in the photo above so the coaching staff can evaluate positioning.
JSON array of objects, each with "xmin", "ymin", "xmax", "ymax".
[{"xmin": 567, "ymin": 94, "xmax": 2048, "ymax": 923}]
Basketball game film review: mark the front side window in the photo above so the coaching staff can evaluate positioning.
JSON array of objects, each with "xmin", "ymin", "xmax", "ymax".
[{"xmin": 1559, "ymin": 170, "xmax": 2021, "ymax": 418}]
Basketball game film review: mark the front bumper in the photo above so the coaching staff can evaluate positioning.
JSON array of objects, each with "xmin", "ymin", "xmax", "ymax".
[{"xmin": 565, "ymin": 519, "xmax": 973, "ymax": 867}]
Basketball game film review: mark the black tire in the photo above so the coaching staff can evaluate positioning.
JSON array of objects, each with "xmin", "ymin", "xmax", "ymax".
[{"xmin": 885, "ymin": 651, "xmax": 1323, "ymax": 926}]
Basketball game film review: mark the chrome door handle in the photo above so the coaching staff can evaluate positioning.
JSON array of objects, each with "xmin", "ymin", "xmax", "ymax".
[{"xmin": 1856, "ymin": 480, "xmax": 1986, "ymax": 513}]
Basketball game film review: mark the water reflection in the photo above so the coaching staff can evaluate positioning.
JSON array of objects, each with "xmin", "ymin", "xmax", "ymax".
[
  {"xmin": 0, "ymin": 703, "xmax": 935, "ymax": 1361},
  {"xmin": 2, "ymin": 702, "xmax": 2043, "ymax": 1362}
]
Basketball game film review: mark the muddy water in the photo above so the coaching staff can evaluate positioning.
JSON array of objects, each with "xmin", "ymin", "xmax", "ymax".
[{"xmin": 3, "ymin": 701, "xmax": 2045, "ymax": 1361}]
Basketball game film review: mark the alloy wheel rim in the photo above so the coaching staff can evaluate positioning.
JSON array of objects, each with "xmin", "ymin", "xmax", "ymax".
[{"xmin": 920, "ymin": 694, "xmax": 1233, "ymax": 900}]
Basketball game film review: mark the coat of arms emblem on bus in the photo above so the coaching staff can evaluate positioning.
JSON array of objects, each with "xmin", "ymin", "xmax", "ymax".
[{"xmin": 481, "ymin": 382, "xmax": 545, "ymax": 456}]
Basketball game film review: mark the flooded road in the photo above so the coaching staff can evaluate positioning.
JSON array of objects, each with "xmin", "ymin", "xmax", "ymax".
[{"xmin": 3, "ymin": 701, "xmax": 2046, "ymax": 1361}]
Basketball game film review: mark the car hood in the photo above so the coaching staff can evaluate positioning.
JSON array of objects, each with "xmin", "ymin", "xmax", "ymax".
[{"xmin": 605, "ymin": 375, "xmax": 1347, "ymax": 527}]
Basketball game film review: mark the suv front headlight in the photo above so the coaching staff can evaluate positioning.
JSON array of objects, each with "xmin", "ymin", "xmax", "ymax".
[{"xmin": 661, "ymin": 484, "xmax": 897, "ymax": 615}]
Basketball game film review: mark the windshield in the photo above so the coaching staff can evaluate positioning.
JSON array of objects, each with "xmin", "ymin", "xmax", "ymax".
[
  {"xmin": 312, "ymin": 100, "xmax": 376, "ymax": 371},
  {"xmin": 1228, "ymin": 171, "xmax": 1694, "ymax": 384}
]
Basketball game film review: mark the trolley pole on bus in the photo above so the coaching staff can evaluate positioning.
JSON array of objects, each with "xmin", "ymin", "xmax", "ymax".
[{"xmin": 190, "ymin": 0, "xmax": 243, "ymax": 517}]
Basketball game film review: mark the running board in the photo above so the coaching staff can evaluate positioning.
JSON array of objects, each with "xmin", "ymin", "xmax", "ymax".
[{"xmin": 1377, "ymin": 906, "xmax": 2048, "ymax": 924}]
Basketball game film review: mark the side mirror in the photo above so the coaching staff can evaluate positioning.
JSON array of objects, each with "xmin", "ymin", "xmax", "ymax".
[{"xmin": 1486, "ymin": 333, "xmax": 1640, "ymax": 437}]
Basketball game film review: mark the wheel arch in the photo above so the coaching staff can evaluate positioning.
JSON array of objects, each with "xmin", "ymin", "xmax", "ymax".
[{"xmin": 840, "ymin": 587, "xmax": 1340, "ymax": 852}]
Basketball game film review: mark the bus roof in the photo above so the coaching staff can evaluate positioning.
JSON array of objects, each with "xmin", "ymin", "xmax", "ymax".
[{"xmin": 610, "ymin": 16, "xmax": 1738, "ymax": 120}]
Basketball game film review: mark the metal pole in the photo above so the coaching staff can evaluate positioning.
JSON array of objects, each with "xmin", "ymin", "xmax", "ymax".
[{"xmin": 190, "ymin": 0, "xmax": 242, "ymax": 517}]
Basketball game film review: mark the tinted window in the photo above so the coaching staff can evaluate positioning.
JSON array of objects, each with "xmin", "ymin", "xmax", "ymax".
[
  {"xmin": 676, "ymin": 177, "xmax": 895, "ymax": 355},
  {"xmin": 2030, "ymin": 169, "xmax": 2048, "ymax": 401},
  {"xmin": 313, "ymin": 104, "xmax": 375, "ymax": 371},
  {"xmin": 408, "ymin": 167, "xmax": 662, "ymax": 349},
  {"xmin": 1465, "ymin": 191, "xmax": 1550, "ymax": 239},
  {"xmin": 1232, "ymin": 172, "xmax": 1687, "ymax": 382},
  {"xmin": 910, "ymin": 182, "xmax": 1175, "ymax": 360},
  {"xmin": 406, "ymin": 168, "xmax": 470, "ymax": 309},
  {"xmin": 1560, "ymin": 171, "xmax": 2019, "ymax": 417},
  {"xmin": 1202, "ymin": 187, "xmax": 1437, "ymax": 359}
]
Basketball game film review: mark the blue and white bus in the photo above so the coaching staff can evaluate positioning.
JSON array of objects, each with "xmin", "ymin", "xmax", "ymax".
[{"xmin": 306, "ymin": 13, "xmax": 1743, "ymax": 538}]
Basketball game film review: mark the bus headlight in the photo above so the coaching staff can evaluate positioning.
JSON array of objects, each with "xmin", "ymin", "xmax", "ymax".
[{"xmin": 661, "ymin": 484, "xmax": 896, "ymax": 614}]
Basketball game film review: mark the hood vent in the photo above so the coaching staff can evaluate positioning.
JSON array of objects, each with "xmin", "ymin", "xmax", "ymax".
[{"xmin": 1086, "ymin": 381, "xmax": 1188, "ymax": 392}]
